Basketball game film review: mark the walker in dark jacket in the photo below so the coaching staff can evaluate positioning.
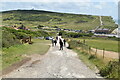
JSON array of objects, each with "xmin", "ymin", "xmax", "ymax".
[
  {"xmin": 63, "ymin": 39, "xmax": 66, "ymax": 47},
  {"xmin": 54, "ymin": 40, "xmax": 57, "ymax": 46},
  {"xmin": 59, "ymin": 39, "xmax": 63, "ymax": 50},
  {"xmin": 51, "ymin": 39, "xmax": 54, "ymax": 46}
]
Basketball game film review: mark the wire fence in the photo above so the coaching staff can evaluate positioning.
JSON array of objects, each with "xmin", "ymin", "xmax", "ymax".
[
  {"xmin": 68, "ymin": 39, "xmax": 115, "ymax": 60},
  {"xmin": 81, "ymin": 42, "xmax": 106, "ymax": 59}
]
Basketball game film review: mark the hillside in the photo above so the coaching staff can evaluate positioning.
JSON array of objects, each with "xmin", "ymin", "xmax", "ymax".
[{"xmin": 1, "ymin": 10, "xmax": 117, "ymax": 31}]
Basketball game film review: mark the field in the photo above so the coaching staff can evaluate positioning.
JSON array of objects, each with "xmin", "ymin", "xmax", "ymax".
[
  {"xmin": 1, "ymin": 10, "xmax": 117, "ymax": 31},
  {"xmin": 73, "ymin": 38, "xmax": 118, "ymax": 52},
  {"xmin": 101, "ymin": 16, "xmax": 117, "ymax": 30},
  {"xmin": 2, "ymin": 39, "xmax": 50, "ymax": 70}
]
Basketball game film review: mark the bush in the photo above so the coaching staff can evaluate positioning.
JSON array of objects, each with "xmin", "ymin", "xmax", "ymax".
[
  {"xmin": 59, "ymin": 31, "xmax": 94, "ymax": 38},
  {"xmin": 37, "ymin": 25, "xmax": 44, "ymax": 29},
  {"xmin": 3, "ymin": 27, "xmax": 50, "ymax": 38},
  {"xmin": 88, "ymin": 55, "xmax": 96, "ymax": 60},
  {"xmin": 100, "ymin": 61, "xmax": 119, "ymax": 78},
  {"xmin": 68, "ymin": 40, "xmax": 81, "ymax": 49},
  {"xmin": 2, "ymin": 30, "xmax": 21, "ymax": 48},
  {"xmin": 2, "ymin": 27, "xmax": 50, "ymax": 48},
  {"xmin": 16, "ymin": 32, "xmax": 28, "ymax": 39}
]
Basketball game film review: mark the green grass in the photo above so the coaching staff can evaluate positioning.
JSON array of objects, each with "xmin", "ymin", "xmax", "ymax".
[
  {"xmin": 2, "ymin": 39, "xmax": 50, "ymax": 70},
  {"xmin": 74, "ymin": 49, "xmax": 106, "ymax": 70},
  {"xmin": 74, "ymin": 38, "xmax": 118, "ymax": 52},
  {"xmin": 68, "ymin": 39, "xmax": 118, "ymax": 78},
  {"xmin": 1, "ymin": 10, "xmax": 117, "ymax": 30},
  {"xmin": 74, "ymin": 48, "xmax": 118, "ymax": 78},
  {"xmin": 100, "ymin": 16, "xmax": 117, "ymax": 31}
]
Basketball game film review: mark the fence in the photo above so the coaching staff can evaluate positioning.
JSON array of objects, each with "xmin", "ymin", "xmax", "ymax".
[
  {"xmin": 68, "ymin": 39, "xmax": 117, "ymax": 60},
  {"xmin": 80, "ymin": 42, "xmax": 106, "ymax": 59}
]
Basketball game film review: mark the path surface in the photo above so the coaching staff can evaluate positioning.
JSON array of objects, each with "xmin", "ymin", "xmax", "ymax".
[
  {"xmin": 99, "ymin": 16, "xmax": 103, "ymax": 26},
  {"xmin": 3, "ymin": 43, "xmax": 100, "ymax": 78},
  {"xmin": 91, "ymin": 48, "xmax": 119, "ymax": 59}
]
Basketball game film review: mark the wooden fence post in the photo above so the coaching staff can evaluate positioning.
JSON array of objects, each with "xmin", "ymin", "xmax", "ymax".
[
  {"xmin": 82, "ymin": 44, "xmax": 84, "ymax": 52},
  {"xmin": 95, "ymin": 48, "xmax": 97, "ymax": 55},
  {"xmin": 88, "ymin": 46, "xmax": 89, "ymax": 53},
  {"xmin": 103, "ymin": 48, "xmax": 105, "ymax": 59},
  {"xmin": 29, "ymin": 36, "xmax": 31, "ymax": 42},
  {"xmin": 89, "ymin": 46, "xmax": 91, "ymax": 54},
  {"xmin": 83, "ymin": 39, "xmax": 85, "ymax": 44}
]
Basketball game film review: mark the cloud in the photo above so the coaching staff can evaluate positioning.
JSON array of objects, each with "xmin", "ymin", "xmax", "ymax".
[
  {"xmin": 0, "ymin": 0, "xmax": 91, "ymax": 2},
  {"xmin": 94, "ymin": 2, "xmax": 107, "ymax": 10},
  {"xmin": 75, "ymin": 2, "xmax": 92, "ymax": 7},
  {"xmin": 94, "ymin": 5, "xmax": 102, "ymax": 9}
]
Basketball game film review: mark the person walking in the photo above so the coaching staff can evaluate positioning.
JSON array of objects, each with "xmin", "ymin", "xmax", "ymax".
[
  {"xmin": 63, "ymin": 39, "xmax": 66, "ymax": 47},
  {"xmin": 51, "ymin": 38, "xmax": 54, "ymax": 47},
  {"xmin": 54, "ymin": 39, "xmax": 57, "ymax": 46},
  {"xmin": 59, "ymin": 38, "xmax": 63, "ymax": 50},
  {"xmin": 56, "ymin": 36, "xmax": 58, "ymax": 41}
]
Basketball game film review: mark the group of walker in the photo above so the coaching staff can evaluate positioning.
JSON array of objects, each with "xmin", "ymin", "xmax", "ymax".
[{"xmin": 51, "ymin": 36, "xmax": 66, "ymax": 50}]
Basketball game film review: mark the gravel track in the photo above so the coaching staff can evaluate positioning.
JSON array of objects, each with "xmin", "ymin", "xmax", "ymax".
[{"xmin": 3, "ymin": 43, "xmax": 100, "ymax": 78}]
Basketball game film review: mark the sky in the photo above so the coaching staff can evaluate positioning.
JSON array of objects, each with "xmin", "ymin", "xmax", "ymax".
[{"xmin": 0, "ymin": 0, "xmax": 119, "ymax": 23}]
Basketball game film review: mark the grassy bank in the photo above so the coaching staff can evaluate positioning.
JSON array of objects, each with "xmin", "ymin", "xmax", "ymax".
[
  {"xmin": 2, "ymin": 39, "xmax": 50, "ymax": 70},
  {"xmin": 74, "ymin": 49, "xmax": 105, "ymax": 70},
  {"xmin": 1, "ymin": 10, "xmax": 117, "ymax": 30},
  {"xmin": 74, "ymin": 49, "xmax": 118, "ymax": 78},
  {"xmin": 73, "ymin": 38, "xmax": 118, "ymax": 52},
  {"xmin": 68, "ymin": 40, "xmax": 119, "ymax": 78}
]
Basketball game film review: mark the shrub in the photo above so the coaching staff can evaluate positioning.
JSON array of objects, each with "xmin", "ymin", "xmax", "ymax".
[
  {"xmin": 2, "ymin": 27, "xmax": 50, "ymax": 48},
  {"xmin": 88, "ymin": 55, "xmax": 96, "ymax": 60},
  {"xmin": 37, "ymin": 25, "xmax": 44, "ymax": 29},
  {"xmin": 2, "ymin": 30, "xmax": 21, "ymax": 48},
  {"xmin": 68, "ymin": 40, "xmax": 80, "ymax": 49},
  {"xmin": 59, "ymin": 31, "xmax": 94, "ymax": 38},
  {"xmin": 100, "ymin": 61, "xmax": 119, "ymax": 78}
]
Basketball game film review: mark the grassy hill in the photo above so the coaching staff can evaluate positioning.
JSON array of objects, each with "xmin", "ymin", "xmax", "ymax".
[{"xmin": 1, "ymin": 10, "xmax": 117, "ymax": 31}]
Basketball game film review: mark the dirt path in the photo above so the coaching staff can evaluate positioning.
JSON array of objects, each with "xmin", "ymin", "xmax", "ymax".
[
  {"xmin": 3, "ymin": 43, "xmax": 100, "ymax": 78},
  {"xmin": 99, "ymin": 16, "xmax": 103, "ymax": 26},
  {"xmin": 91, "ymin": 48, "xmax": 119, "ymax": 59}
]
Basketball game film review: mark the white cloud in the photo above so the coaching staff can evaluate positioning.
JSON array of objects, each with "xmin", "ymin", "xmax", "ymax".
[
  {"xmin": 115, "ymin": 0, "xmax": 120, "ymax": 2},
  {"xmin": 114, "ymin": 0, "xmax": 120, "ymax": 5},
  {"xmin": 0, "ymin": 0, "xmax": 91, "ymax": 2},
  {"xmin": 1, "ymin": 0, "xmax": 120, "ymax": 3},
  {"xmin": 94, "ymin": 5, "xmax": 102, "ymax": 9},
  {"xmin": 94, "ymin": 2, "xmax": 107, "ymax": 10},
  {"xmin": 75, "ymin": 2, "xmax": 91, "ymax": 7},
  {"xmin": 99, "ymin": 2, "xmax": 106, "ymax": 6}
]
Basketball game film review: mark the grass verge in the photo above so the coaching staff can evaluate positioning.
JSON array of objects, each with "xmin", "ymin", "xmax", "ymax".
[
  {"xmin": 2, "ymin": 39, "xmax": 50, "ymax": 70},
  {"xmin": 74, "ymin": 48, "xmax": 106, "ymax": 71},
  {"xmin": 68, "ymin": 40, "xmax": 119, "ymax": 78}
]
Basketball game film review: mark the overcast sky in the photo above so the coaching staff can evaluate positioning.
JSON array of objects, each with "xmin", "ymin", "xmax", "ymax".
[{"xmin": 0, "ymin": 0, "xmax": 119, "ymax": 23}]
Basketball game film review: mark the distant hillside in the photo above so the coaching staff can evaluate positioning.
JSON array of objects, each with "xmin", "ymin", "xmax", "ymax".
[{"xmin": 1, "ymin": 10, "xmax": 118, "ymax": 31}]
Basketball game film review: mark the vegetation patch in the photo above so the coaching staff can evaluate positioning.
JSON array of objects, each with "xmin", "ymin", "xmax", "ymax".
[
  {"xmin": 2, "ymin": 26, "xmax": 51, "ymax": 71},
  {"xmin": 2, "ymin": 28, "xmax": 21, "ymax": 48},
  {"xmin": 2, "ymin": 39, "xmax": 50, "ymax": 70},
  {"xmin": 1, "ymin": 10, "xmax": 117, "ymax": 30},
  {"xmin": 73, "ymin": 38, "xmax": 118, "ymax": 52},
  {"xmin": 59, "ymin": 31, "xmax": 93, "ymax": 38},
  {"xmin": 2, "ymin": 27, "xmax": 50, "ymax": 48},
  {"xmin": 68, "ymin": 40, "xmax": 119, "ymax": 78}
]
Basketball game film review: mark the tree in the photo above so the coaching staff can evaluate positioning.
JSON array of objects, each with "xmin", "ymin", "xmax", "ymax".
[{"xmin": 54, "ymin": 26, "xmax": 58, "ymax": 28}]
